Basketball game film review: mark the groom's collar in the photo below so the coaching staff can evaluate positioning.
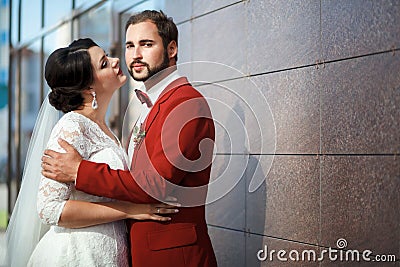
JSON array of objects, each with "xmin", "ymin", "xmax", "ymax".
[
  {"xmin": 143, "ymin": 69, "xmax": 181, "ymax": 104},
  {"xmin": 143, "ymin": 76, "xmax": 191, "ymax": 134}
]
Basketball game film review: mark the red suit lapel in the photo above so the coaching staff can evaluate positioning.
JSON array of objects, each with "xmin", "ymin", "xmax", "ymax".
[{"xmin": 143, "ymin": 77, "xmax": 190, "ymax": 134}]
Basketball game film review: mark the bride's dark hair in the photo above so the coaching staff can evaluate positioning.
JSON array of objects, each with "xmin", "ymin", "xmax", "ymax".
[{"xmin": 46, "ymin": 38, "xmax": 99, "ymax": 113}]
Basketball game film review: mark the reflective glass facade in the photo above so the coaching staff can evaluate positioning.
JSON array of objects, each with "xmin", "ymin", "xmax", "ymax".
[{"xmin": 0, "ymin": 0, "xmax": 9, "ymax": 231}]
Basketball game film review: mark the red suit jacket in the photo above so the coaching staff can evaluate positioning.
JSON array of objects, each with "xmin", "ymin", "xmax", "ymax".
[{"xmin": 76, "ymin": 77, "xmax": 217, "ymax": 267}]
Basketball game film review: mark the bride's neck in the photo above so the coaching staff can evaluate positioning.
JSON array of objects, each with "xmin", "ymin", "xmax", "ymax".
[{"xmin": 75, "ymin": 104, "xmax": 107, "ymax": 125}]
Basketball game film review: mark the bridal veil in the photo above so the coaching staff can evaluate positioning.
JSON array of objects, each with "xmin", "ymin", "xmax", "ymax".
[{"xmin": 1, "ymin": 93, "xmax": 60, "ymax": 267}]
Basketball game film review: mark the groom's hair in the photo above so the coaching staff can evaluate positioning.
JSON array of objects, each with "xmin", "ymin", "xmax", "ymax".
[
  {"xmin": 125, "ymin": 10, "xmax": 178, "ymax": 61},
  {"xmin": 46, "ymin": 38, "xmax": 98, "ymax": 113}
]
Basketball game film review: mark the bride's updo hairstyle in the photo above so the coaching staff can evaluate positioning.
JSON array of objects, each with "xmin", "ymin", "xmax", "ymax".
[{"xmin": 45, "ymin": 38, "xmax": 99, "ymax": 113}]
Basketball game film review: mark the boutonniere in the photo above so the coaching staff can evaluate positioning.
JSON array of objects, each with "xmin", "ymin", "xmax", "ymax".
[{"xmin": 132, "ymin": 125, "xmax": 146, "ymax": 147}]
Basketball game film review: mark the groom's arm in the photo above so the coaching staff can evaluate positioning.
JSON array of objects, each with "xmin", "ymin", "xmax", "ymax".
[
  {"xmin": 76, "ymin": 93, "xmax": 215, "ymax": 203},
  {"xmin": 42, "ymin": 141, "xmax": 158, "ymax": 203},
  {"xmin": 76, "ymin": 161, "xmax": 157, "ymax": 203},
  {"xmin": 42, "ymin": 90, "xmax": 215, "ymax": 203}
]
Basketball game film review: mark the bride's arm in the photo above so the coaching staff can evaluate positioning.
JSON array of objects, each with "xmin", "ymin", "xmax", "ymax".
[
  {"xmin": 37, "ymin": 173, "xmax": 179, "ymax": 228},
  {"xmin": 38, "ymin": 118, "xmax": 177, "ymax": 228},
  {"xmin": 58, "ymin": 200, "xmax": 179, "ymax": 228}
]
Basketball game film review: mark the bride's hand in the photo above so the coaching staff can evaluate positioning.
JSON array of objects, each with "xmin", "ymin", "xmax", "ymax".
[{"xmin": 117, "ymin": 201, "xmax": 180, "ymax": 222}]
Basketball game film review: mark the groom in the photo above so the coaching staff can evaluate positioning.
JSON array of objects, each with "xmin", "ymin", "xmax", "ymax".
[{"xmin": 41, "ymin": 10, "xmax": 217, "ymax": 267}]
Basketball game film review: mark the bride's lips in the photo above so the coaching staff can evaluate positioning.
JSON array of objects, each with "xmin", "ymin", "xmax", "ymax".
[{"xmin": 117, "ymin": 68, "xmax": 123, "ymax": 75}]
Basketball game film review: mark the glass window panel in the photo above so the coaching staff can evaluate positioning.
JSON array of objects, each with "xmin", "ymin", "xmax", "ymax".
[
  {"xmin": 74, "ymin": 0, "xmax": 101, "ymax": 10},
  {"xmin": 0, "ymin": 1, "xmax": 8, "ymax": 85},
  {"xmin": 43, "ymin": 23, "xmax": 71, "ymax": 96},
  {"xmin": 111, "ymin": 0, "xmax": 145, "ymax": 14},
  {"xmin": 20, "ymin": 40, "xmax": 41, "ymax": 169},
  {"xmin": 11, "ymin": 0, "xmax": 19, "ymax": 45},
  {"xmin": 9, "ymin": 53, "xmax": 18, "ymax": 209},
  {"xmin": 0, "ymin": 0, "xmax": 8, "ymax": 184},
  {"xmin": 0, "ymin": 0, "xmax": 8, "ymax": 230},
  {"xmin": 75, "ymin": 2, "xmax": 110, "ymax": 51},
  {"xmin": 74, "ymin": 2, "xmax": 118, "ymax": 124},
  {"xmin": 120, "ymin": 0, "xmax": 165, "ymax": 16},
  {"xmin": 8, "ymin": 53, "xmax": 18, "ymax": 171},
  {"xmin": 9, "ymin": 55, "xmax": 17, "ymax": 162},
  {"xmin": 20, "ymin": 0, "xmax": 42, "ymax": 42},
  {"xmin": 0, "ymin": 6, "xmax": 9, "ymax": 44},
  {"xmin": 44, "ymin": 0, "xmax": 72, "ymax": 27},
  {"xmin": 0, "ymin": 83, "xmax": 8, "ymax": 228}
]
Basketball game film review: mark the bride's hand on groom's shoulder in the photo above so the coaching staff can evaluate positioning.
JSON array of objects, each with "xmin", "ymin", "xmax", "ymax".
[
  {"xmin": 41, "ymin": 138, "xmax": 82, "ymax": 183},
  {"xmin": 117, "ymin": 201, "xmax": 180, "ymax": 222}
]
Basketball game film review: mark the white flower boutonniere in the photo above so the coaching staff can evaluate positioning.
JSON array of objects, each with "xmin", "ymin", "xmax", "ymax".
[{"xmin": 132, "ymin": 125, "xmax": 146, "ymax": 148}]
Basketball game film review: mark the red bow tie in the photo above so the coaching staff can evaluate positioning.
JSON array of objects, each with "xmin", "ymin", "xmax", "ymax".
[{"xmin": 135, "ymin": 89, "xmax": 153, "ymax": 108}]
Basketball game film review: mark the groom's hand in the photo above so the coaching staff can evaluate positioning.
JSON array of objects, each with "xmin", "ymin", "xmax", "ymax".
[{"xmin": 41, "ymin": 139, "xmax": 82, "ymax": 183}]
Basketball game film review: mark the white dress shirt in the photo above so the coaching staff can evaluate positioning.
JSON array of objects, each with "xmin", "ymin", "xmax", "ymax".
[{"xmin": 127, "ymin": 70, "xmax": 181, "ymax": 162}]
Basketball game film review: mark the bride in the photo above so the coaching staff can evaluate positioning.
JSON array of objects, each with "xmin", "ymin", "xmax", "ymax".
[{"xmin": 3, "ymin": 38, "xmax": 178, "ymax": 266}]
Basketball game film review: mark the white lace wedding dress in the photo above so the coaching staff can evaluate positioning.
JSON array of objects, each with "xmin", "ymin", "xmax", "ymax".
[{"xmin": 27, "ymin": 112, "xmax": 130, "ymax": 267}]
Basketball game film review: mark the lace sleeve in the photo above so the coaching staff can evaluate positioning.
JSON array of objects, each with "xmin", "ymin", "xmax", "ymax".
[{"xmin": 37, "ymin": 115, "xmax": 90, "ymax": 225}]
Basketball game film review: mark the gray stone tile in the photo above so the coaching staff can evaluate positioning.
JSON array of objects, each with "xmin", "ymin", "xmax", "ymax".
[
  {"xmin": 163, "ymin": 0, "xmax": 192, "ymax": 24},
  {"xmin": 321, "ymin": 0, "xmax": 400, "ymax": 61},
  {"xmin": 244, "ymin": 155, "xmax": 268, "ymax": 235},
  {"xmin": 247, "ymin": 0, "xmax": 320, "ymax": 74},
  {"xmin": 191, "ymin": 2, "xmax": 247, "ymax": 76},
  {"xmin": 192, "ymin": 0, "xmax": 240, "ymax": 18},
  {"xmin": 193, "ymin": 65, "xmax": 321, "ymax": 155},
  {"xmin": 188, "ymin": 77, "xmax": 275, "ymax": 155},
  {"xmin": 251, "ymin": 67, "xmax": 320, "ymax": 154},
  {"xmin": 320, "ymin": 156, "xmax": 400, "ymax": 261},
  {"xmin": 320, "ymin": 53, "xmax": 400, "ymax": 154},
  {"xmin": 246, "ymin": 155, "xmax": 320, "ymax": 245},
  {"xmin": 206, "ymin": 155, "xmax": 247, "ymax": 231},
  {"xmin": 176, "ymin": 22, "xmax": 192, "ymax": 64},
  {"xmin": 162, "ymin": 0, "xmax": 193, "ymax": 65},
  {"xmin": 208, "ymin": 226, "xmax": 246, "ymax": 267}
]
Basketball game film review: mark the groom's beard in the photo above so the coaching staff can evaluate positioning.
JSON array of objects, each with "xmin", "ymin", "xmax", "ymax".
[{"xmin": 128, "ymin": 50, "xmax": 170, "ymax": 82}]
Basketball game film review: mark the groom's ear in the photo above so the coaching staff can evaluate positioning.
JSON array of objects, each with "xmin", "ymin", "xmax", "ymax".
[{"xmin": 167, "ymin": 41, "xmax": 177, "ymax": 61}]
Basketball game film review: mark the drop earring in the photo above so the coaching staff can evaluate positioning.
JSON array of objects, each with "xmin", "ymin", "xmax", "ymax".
[{"xmin": 91, "ymin": 92, "xmax": 98, "ymax": 110}]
